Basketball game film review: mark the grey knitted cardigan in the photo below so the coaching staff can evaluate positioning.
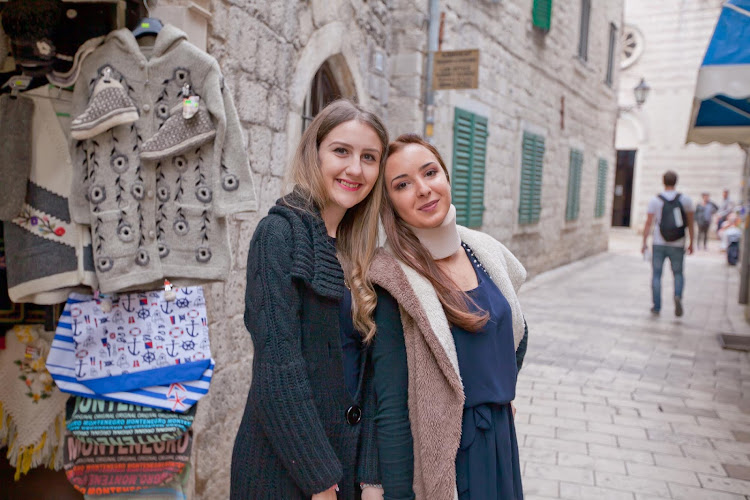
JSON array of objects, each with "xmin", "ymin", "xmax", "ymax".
[
  {"xmin": 69, "ymin": 25, "xmax": 257, "ymax": 293},
  {"xmin": 231, "ymin": 192, "xmax": 380, "ymax": 499}
]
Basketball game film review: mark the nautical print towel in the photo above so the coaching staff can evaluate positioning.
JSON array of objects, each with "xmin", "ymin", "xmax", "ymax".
[
  {"xmin": 46, "ymin": 294, "xmax": 214, "ymax": 413},
  {"xmin": 67, "ymin": 288, "xmax": 211, "ymax": 393}
]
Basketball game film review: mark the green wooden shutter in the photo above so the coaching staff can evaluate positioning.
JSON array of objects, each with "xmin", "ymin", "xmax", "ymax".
[
  {"xmin": 595, "ymin": 158, "xmax": 608, "ymax": 218},
  {"xmin": 519, "ymin": 131, "xmax": 545, "ymax": 225},
  {"xmin": 532, "ymin": 0, "xmax": 553, "ymax": 31},
  {"xmin": 566, "ymin": 149, "xmax": 583, "ymax": 221},
  {"xmin": 451, "ymin": 108, "xmax": 488, "ymax": 228}
]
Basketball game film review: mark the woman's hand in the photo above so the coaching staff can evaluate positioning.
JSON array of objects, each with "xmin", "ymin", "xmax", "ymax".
[
  {"xmin": 361, "ymin": 485, "xmax": 385, "ymax": 500},
  {"xmin": 311, "ymin": 485, "xmax": 338, "ymax": 500},
  {"xmin": 511, "ymin": 402, "xmax": 517, "ymax": 417}
]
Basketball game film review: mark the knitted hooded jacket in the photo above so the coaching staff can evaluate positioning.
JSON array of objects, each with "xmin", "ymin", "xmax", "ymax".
[
  {"xmin": 370, "ymin": 226, "xmax": 527, "ymax": 500},
  {"xmin": 68, "ymin": 25, "xmax": 257, "ymax": 293},
  {"xmin": 230, "ymin": 192, "xmax": 379, "ymax": 499}
]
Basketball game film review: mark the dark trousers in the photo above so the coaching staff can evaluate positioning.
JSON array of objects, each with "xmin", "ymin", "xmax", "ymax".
[{"xmin": 698, "ymin": 224, "xmax": 710, "ymax": 249}]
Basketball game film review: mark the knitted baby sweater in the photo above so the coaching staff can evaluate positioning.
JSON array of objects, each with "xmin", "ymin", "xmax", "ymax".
[{"xmin": 69, "ymin": 25, "xmax": 257, "ymax": 293}]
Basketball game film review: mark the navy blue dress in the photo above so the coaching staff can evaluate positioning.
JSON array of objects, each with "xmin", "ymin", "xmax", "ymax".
[{"xmin": 453, "ymin": 243, "xmax": 523, "ymax": 500}]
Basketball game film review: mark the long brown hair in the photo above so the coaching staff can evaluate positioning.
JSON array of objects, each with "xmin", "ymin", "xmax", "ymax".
[
  {"xmin": 285, "ymin": 99, "xmax": 388, "ymax": 341},
  {"xmin": 378, "ymin": 134, "xmax": 489, "ymax": 335}
]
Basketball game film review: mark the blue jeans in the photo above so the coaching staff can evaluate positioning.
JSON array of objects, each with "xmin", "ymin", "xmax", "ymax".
[{"xmin": 652, "ymin": 245, "xmax": 685, "ymax": 312}]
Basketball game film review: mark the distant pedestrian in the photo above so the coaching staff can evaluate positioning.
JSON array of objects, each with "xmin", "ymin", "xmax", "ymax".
[
  {"xmin": 641, "ymin": 171, "xmax": 695, "ymax": 317},
  {"xmin": 716, "ymin": 189, "xmax": 735, "ymax": 234},
  {"xmin": 695, "ymin": 192, "xmax": 718, "ymax": 250}
]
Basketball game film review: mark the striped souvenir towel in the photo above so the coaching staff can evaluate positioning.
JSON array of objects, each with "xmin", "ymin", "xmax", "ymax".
[{"xmin": 46, "ymin": 294, "xmax": 213, "ymax": 413}]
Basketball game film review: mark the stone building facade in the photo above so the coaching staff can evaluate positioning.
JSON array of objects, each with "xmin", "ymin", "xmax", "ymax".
[
  {"xmin": 152, "ymin": 0, "xmax": 624, "ymax": 497},
  {"xmin": 616, "ymin": 0, "xmax": 746, "ymax": 232}
]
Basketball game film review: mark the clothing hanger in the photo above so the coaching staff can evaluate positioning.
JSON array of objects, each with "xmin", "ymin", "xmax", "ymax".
[{"xmin": 132, "ymin": 0, "xmax": 164, "ymax": 39}]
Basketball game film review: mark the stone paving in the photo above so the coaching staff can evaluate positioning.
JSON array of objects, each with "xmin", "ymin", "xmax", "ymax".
[{"xmin": 516, "ymin": 229, "xmax": 750, "ymax": 500}]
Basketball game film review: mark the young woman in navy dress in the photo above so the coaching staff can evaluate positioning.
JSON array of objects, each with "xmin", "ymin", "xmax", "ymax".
[{"xmin": 365, "ymin": 135, "xmax": 529, "ymax": 500}]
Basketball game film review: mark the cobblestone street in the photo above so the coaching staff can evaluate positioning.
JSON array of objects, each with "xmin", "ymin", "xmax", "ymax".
[{"xmin": 517, "ymin": 229, "xmax": 750, "ymax": 500}]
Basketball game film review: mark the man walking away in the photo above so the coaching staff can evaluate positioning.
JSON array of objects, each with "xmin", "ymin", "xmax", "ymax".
[
  {"xmin": 695, "ymin": 192, "xmax": 718, "ymax": 250},
  {"xmin": 716, "ymin": 189, "xmax": 734, "ymax": 235},
  {"xmin": 641, "ymin": 171, "xmax": 695, "ymax": 317}
]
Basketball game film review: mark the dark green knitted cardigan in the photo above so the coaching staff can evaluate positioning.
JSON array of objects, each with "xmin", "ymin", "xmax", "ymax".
[{"xmin": 230, "ymin": 192, "xmax": 379, "ymax": 499}]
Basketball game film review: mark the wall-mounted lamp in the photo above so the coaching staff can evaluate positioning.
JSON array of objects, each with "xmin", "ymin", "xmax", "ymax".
[
  {"xmin": 633, "ymin": 78, "xmax": 651, "ymax": 107},
  {"xmin": 619, "ymin": 77, "xmax": 651, "ymax": 114}
]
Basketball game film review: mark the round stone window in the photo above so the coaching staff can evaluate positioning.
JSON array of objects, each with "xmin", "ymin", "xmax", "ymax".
[{"xmin": 621, "ymin": 25, "xmax": 644, "ymax": 70}]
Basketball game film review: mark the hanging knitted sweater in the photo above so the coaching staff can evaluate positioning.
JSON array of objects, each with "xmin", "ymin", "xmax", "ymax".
[
  {"xmin": 69, "ymin": 25, "xmax": 257, "ymax": 293},
  {"xmin": 4, "ymin": 86, "xmax": 98, "ymax": 304}
]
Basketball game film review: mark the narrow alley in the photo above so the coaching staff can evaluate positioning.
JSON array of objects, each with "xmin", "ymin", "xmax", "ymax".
[{"xmin": 517, "ymin": 229, "xmax": 750, "ymax": 500}]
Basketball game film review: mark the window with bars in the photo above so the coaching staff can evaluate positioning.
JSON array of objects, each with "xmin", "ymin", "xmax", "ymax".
[
  {"xmin": 518, "ymin": 131, "xmax": 545, "ymax": 225},
  {"xmin": 566, "ymin": 149, "xmax": 583, "ymax": 221},
  {"xmin": 532, "ymin": 0, "xmax": 553, "ymax": 31},
  {"xmin": 451, "ymin": 108, "xmax": 488, "ymax": 228},
  {"xmin": 606, "ymin": 23, "xmax": 617, "ymax": 86},
  {"xmin": 595, "ymin": 158, "xmax": 608, "ymax": 218},
  {"xmin": 578, "ymin": 0, "xmax": 591, "ymax": 61}
]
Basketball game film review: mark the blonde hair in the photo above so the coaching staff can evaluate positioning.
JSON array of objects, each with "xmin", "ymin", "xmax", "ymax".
[
  {"xmin": 378, "ymin": 134, "xmax": 489, "ymax": 333},
  {"xmin": 286, "ymin": 99, "xmax": 388, "ymax": 342}
]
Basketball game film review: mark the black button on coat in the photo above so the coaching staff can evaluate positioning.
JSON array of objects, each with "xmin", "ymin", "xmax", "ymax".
[{"xmin": 230, "ymin": 192, "xmax": 379, "ymax": 499}]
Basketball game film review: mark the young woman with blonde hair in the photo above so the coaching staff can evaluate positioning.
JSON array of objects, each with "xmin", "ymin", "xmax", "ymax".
[
  {"xmin": 367, "ymin": 134, "xmax": 528, "ymax": 499},
  {"xmin": 230, "ymin": 100, "xmax": 387, "ymax": 500}
]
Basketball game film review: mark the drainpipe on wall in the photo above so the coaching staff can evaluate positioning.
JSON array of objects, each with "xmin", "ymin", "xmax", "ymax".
[{"xmin": 423, "ymin": 0, "xmax": 440, "ymax": 140}]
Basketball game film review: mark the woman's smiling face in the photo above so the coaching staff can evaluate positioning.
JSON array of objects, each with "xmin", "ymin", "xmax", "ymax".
[
  {"xmin": 318, "ymin": 119, "xmax": 383, "ymax": 218},
  {"xmin": 385, "ymin": 143, "xmax": 451, "ymax": 228}
]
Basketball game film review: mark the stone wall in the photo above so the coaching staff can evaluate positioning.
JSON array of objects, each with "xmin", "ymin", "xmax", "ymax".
[
  {"xmin": 394, "ymin": 0, "xmax": 624, "ymax": 273},
  {"xmin": 616, "ymin": 0, "xmax": 745, "ymax": 232}
]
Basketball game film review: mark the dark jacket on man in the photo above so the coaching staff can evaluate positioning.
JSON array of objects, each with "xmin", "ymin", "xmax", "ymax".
[{"xmin": 230, "ymin": 192, "xmax": 379, "ymax": 499}]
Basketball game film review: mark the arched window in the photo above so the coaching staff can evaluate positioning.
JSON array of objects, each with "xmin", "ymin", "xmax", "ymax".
[{"xmin": 301, "ymin": 61, "xmax": 342, "ymax": 132}]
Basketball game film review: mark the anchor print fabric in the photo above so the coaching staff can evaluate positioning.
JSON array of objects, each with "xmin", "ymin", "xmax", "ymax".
[
  {"xmin": 47, "ymin": 293, "xmax": 214, "ymax": 413},
  {"xmin": 67, "ymin": 287, "xmax": 211, "ymax": 393}
]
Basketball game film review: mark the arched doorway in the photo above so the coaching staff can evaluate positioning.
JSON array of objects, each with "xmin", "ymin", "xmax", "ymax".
[{"xmin": 301, "ymin": 55, "xmax": 357, "ymax": 132}]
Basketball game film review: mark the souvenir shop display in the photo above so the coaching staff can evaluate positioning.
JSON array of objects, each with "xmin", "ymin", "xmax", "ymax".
[
  {"xmin": 68, "ymin": 24, "xmax": 257, "ymax": 293},
  {"xmin": 3, "ymin": 86, "xmax": 98, "ymax": 304},
  {"xmin": 66, "ymin": 396, "xmax": 197, "ymax": 445},
  {"xmin": 47, "ymin": 291, "xmax": 214, "ymax": 413},
  {"xmin": 0, "ymin": 325, "xmax": 69, "ymax": 480},
  {"xmin": 63, "ymin": 430, "xmax": 192, "ymax": 496},
  {"xmin": 0, "ymin": 2, "xmax": 254, "ymax": 491}
]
